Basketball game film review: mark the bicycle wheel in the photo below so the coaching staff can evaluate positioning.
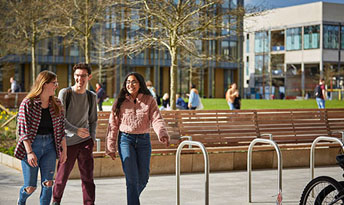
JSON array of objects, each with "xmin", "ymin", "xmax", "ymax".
[
  {"xmin": 315, "ymin": 181, "xmax": 344, "ymax": 204},
  {"xmin": 299, "ymin": 176, "xmax": 342, "ymax": 205}
]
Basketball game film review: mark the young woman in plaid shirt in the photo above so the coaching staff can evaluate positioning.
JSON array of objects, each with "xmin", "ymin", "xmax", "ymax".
[{"xmin": 15, "ymin": 70, "xmax": 67, "ymax": 205}]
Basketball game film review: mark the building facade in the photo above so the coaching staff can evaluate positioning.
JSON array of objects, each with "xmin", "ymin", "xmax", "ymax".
[
  {"xmin": 244, "ymin": 2, "xmax": 344, "ymax": 99},
  {"xmin": 0, "ymin": 0, "xmax": 244, "ymax": 99}
]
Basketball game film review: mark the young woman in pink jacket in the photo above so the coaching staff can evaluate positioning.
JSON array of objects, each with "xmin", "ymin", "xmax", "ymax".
[{"xmin": 106, "ymin": 72, "xmax": 170, "ymax": 205}]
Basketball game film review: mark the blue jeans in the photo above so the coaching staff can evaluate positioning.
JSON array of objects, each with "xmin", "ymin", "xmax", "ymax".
[
  {"xmin": 118, "ymin": 132, "xmax": 151, "ymax": 205},
  {"xmin": 228, "ymin": 102, "xmax": 235, "ymax": 110},
  {"xmin": 316, "ymin": 97, "xmax": 325, "ymax": 109},
  {"xmin": 18, "ymin": 134, "xmax": 57, "ymax": 205}
]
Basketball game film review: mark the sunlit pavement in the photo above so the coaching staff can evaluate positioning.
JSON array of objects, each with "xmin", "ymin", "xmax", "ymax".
[{"xmin": 1, "ymin": 162, "xmax": 343, "ymax": 205}]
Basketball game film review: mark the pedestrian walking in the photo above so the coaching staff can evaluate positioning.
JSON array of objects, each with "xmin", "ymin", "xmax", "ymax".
[
  {"xmin": 53, "ymin": 63, "xmax": 98, "ymax": 205},
  {"xmin": 315, "ymin": 78, "xmax": 326, "ymax": 109},
  {"xmin": 226, "ymin": 83, "xmax": 240, "ymax": 110},
  {"xmin": 15, "ymin": 70, "xmax": 67, "ymax": 205},
  {"xmin": 106, "ymin": 72, "xmax": 170, "ymax": 205},
  {"xmin": 96, "ymin": 82, "xmax": 106, "ymax": 111},
  {"xmin": 188, "ymin": 84, "xmax": 200, "ymax": 110}
]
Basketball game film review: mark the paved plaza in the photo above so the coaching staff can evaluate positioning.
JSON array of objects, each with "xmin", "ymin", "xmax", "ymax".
[{"xmin": 0, "ymin": 162, "xmax": 343, "ymax": 205}]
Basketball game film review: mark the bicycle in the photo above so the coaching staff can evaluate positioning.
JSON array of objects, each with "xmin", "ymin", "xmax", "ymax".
[{"xmin": 299, "ymin": 155, "xmax": 344, "ymax": 205}]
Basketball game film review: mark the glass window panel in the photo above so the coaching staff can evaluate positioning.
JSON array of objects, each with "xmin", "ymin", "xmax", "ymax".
[
  {"xmin": 286, "ymin": 27, "xmax": 302, "ymax": 50},
  {"xmin": 221, "ymin": 40, "xmax": 229, "ymax": 56},
  {"xmin": 230, "ymin": 0, "xmax": 237, "ymax": 9},
  {"xmin": 254, "ymin": 31, "xmax": 269, "ymax": 53},
  {"xmin": 323, "ymin": 25, "xmax": 339, "ymax": 49},
  {"xmin": 304, "ymin": 25, "xmax": 320, "ymax": 49}
]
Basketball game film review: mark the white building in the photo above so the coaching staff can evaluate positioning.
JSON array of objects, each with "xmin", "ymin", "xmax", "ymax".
[{"xmin": 243, "ymin": 2, "xmax": 344, "ymax": 99}]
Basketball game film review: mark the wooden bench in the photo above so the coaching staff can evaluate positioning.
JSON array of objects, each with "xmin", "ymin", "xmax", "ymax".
[
  {"xmin": 0, "ymin": 92, "xmax": 28, "ymax": 108},
  {"xmin": 93, "ymin": 109, "xmax": 344, "ymax": 157}
]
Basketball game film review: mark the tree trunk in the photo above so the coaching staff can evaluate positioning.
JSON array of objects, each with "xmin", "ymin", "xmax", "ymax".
[
  {"xmin": 31, "ymin": 25, "xmax": 36, "ymax": 83},
  {"xmin": 170, "ymin": 45, "xmax": 178, "ymax": 110},
  {"xmin": 85, "ymin": 35, "xmax": 90, "ymax": 64},
  {"xmin": 84, "ymin": 0, "xmax": 90, "ymax": 64},
  {"xmin": 31, "ymin": 43, "xmax": 36, "ymax": 84}
]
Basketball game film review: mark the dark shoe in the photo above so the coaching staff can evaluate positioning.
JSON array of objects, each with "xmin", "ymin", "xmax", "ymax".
[{"xmin": 52, "ymin": 202, "xmax": 60, "ymax": 205}]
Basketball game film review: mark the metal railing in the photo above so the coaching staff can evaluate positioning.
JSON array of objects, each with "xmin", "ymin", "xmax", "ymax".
[
  {"xmin": 176, "ymin": 140, "xmax": 209, "ymax": 205},
  {"xmin": 180, "ymin": 136, "xmax": 192, "ymax": 148},
  {"xmin": 247, "ymin": 134, "xmax": 283, "ymax": 203},
  {"xmin": 95, "ymin": 138, "xmax": 101, "ymax": 152},
  {"xmin": 310, "ymin": 133, "xmax": 344, "ymax": 180}
]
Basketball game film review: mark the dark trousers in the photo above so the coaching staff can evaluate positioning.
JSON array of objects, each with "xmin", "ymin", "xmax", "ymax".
[
  {"xmin": 98, "ymin": 100, "xmax": 103, "ymax": 111},
  {"xmin": 53, "ymin": 138, "xmax": 95, "ymax": 205}
]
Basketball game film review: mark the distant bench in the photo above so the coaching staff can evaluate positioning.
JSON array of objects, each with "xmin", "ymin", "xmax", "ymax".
[
  {"xmin": 0, "ymin": 92, "xmax": 28, "ymax": 108},
  {"xmin": 93, "ymin": 109, "xmax": 344, "ymax": 157}
]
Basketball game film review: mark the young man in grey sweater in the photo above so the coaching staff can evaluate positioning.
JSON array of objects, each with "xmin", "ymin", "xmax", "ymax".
[{"xmin": 53, "ymin": 63, "xmax": 98, "ymax": 205}]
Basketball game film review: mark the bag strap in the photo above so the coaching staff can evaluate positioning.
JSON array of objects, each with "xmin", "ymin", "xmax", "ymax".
[{"xmin": 65, "ymin": 87, "xmax": 93, "ymax": 117}]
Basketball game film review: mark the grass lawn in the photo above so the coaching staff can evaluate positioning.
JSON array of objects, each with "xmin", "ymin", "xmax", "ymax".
[
  {"xmin": 203, "ymin": 99, "xmax": 344, "ymax": 110},
  {"xmin": 104, "ymin": 98, "xmax": 344, "ymax": 110}
]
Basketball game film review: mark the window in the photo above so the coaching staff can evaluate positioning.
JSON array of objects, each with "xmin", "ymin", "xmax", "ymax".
[
  {"xmin": 230, "ymin": 0, "xmax": 237, "ymax": 9},
  {"xmin": 286, "ymin": 27, "xmax": 302, "ymax": 50},
  {"xmin": 255, "ymin": 55, "xmax": 268, "ymax": 75},
  {"xmin": 209, "ymin": 40, "xmax": 216, "ymax": 56},
  {"xmin": 255, "ymin": 31, "xmax": 269, "ymax": 53},
  {"xmin": 304, "ymin": 25, "xmax": 320, "ymax": 49},
  {"xmin": 222, "ymin": 0, "xmax": 230, "ymax": 9},
  {"xmin": 246, "ymin": 56, "xmax": 249, "ymax": 76},
  {"xmin": 341, "ymin": 26, "xmax": 344, "ymax": 49},
  {"xmin": 271, "ymin": 30, "xmax": 285, "ymax": 51},
  {"xmin": 246, "ymin": 34, "xmax": 250, "ymax": 52},
  {"xmin": 323, "ymin": 25, "xmax": 339, "ymax": 49},
  {"xmin": 221, "ymin": 40, "xmax": 229, "ymax": 56},
  {"xmin": 229, "ymin": 41, "xmax": 237, "ymax": 59}
]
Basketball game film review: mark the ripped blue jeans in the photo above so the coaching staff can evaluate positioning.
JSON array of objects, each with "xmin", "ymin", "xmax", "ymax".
[{"xmin": 18, "ymin": 134, "xmax": 57, "ymax": 205}]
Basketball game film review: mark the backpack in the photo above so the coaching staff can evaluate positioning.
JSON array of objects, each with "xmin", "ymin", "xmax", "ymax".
[
  {"xmin": 314, "ymin": 85, "xmax": 322, "ymax": 98},
  {"xmin": 65, "ymin": 87, "xmax": 94, "ymax": 117}
]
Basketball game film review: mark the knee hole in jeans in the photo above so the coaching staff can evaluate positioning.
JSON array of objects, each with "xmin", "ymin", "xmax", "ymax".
[
  {"xmin": 43, "ymin": 180, "xmax": 54, "ymax": 187},
  {"xmin": 24, "ymin": 186, "xmax": 36, "ymax": 194}
]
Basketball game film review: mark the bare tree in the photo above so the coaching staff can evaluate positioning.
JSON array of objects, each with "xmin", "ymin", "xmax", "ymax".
[
  {"xmin": 52, "ymin": 0, "xmax": 117, "ymax": 64},
  {"xmin": 1, "ymin": 0, "xmax": 58, "ymax": 82},
  {"xmin": 107, "ymin": 0, "xmax": 245, "ymax": 109}
]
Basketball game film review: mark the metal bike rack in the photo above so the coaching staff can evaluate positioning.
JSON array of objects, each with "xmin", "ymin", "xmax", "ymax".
[
  {"xmin": 180, "ymin": 136, "xmax": 193, "ymax": 148},
  {"xmin": 176, "ymin": 140, "xmax": 209, "ymax": 205},
  {"xmin": 310, "ymin": 133, "xmax": 344, "ymax": 181},
  {"xmin": 14, "ymin": 93, "xmax": 19, "ymax": 108},
  {"xmin": 247, "ymin": 134, "xmax": 283, "ymax": 203},
  {"xmin": 95, "ymin": 138, "xmax": 101, "ymax": 152}
]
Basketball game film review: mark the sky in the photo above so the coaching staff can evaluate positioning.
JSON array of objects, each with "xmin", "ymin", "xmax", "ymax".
[{"xmin": 245, "ymin": 0, "xmax": 344, "ymax": 9}]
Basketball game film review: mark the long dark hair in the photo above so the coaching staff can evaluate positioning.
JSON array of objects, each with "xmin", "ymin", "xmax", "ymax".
[{"xmin": 114, "ymin": 72, "xmax": 152, "ymax": 115}]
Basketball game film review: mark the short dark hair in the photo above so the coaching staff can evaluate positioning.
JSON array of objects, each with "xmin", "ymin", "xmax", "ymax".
[{"xmin": 73, "ymin": 63, "xmax": 92, "ymax": 75}]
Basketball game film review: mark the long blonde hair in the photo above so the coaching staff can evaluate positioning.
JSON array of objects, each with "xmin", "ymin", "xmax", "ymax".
[{"xmin": 26, "ymin": 70, "xmax": 62, "ymax": 115}]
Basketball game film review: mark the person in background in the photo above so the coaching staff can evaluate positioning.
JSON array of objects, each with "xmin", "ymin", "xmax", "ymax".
[
  {"xmin": 188, "ymin": 84, "xmax": 200, "ymax": 110},
  {"xmin": 9, "ymin": 77, "xmax": 21, "ymax": 93},
  {"xmin": 96, "ymin": 82, "xmax": 106, "ymax": 111},
  {"xmin": 14, "ymin": 71, "xmax": 67, "ymax": 205},
  {"xmin": 53, "ymin": 63, "xmax": 97, "ymax": 205},
  {"xmin": 106, "ymin": 72, "xmax": 170, "ymax": 205},
  {"xmin": 226, "ymin": 83, "xmax": 239, "ymax": 110},
  {"xmin": 160, "ymin": 93, "xmax": 170, "ymax": 110},
  {"xmin": 176, "ymin": 93, "xmax": 188, "ymax": 110},
  {"xmin": 146, "ymin": 80, "xmax": 157, "ymax": 99},
  {"xmin": 315, "ymin": 78, "xmax": 326, "ymax": 109}
]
